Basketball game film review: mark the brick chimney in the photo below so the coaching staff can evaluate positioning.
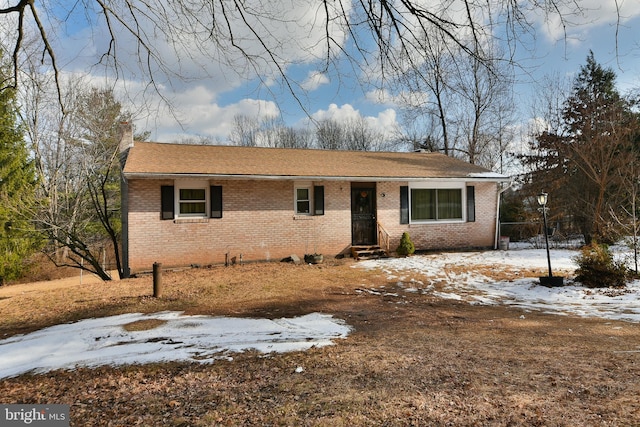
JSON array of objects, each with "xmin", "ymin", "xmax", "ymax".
[{"xmin": 119, "ymin": 121, "xmax": 134, "ymax": 153}]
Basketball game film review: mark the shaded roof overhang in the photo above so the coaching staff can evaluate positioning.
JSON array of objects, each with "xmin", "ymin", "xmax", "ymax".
[{"xmin": 122, "ymin": 142, "xmax": 511, "ymax": 183}]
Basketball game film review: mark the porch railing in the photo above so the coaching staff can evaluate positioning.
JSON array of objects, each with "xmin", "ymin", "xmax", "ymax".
[{"xmin": 377, "ymin": 221, "xmax": 390, "ymax": 254}]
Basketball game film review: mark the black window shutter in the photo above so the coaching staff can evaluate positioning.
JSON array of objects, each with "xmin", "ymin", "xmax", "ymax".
[
  {"xmin": 210, "ymin": 185, "xmax": 223, "ymax": 218},
  {"xmin": 400, "ymin": 186, "xmax": 409, "ymax": 224},
  {"xmin": 314, "ymin": 185, "xmax": 325, "ymax": 215},
  {"xmin": 161, "ymin": 186, "xmax": 175, "ymax": 220},
  {"xmin": 466, "ymin": 186, "xmax": 476, "ymax": 222}
]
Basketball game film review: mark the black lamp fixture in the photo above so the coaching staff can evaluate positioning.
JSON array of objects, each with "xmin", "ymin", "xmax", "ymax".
[{"xmin": 537, "ymin": 192, "xmax": 564, "ymax": 287}]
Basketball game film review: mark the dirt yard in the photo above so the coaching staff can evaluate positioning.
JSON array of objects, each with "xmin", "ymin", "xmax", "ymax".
[{"xmin": 1, "ymin": 258, "xmax": 639, "ymax": 426}]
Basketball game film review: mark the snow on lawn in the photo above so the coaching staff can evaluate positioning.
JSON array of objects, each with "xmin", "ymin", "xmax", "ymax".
[
  {"xmin": 357, "ymin": 243, "xmax": 640, "ymax": 323},
  {"xmin": 3, "ymin": 243, "xmax": 640, "ymax": 380},
  {"xmin": 0, "ymin": 312, "xmax": 350, "ymax": 380}
]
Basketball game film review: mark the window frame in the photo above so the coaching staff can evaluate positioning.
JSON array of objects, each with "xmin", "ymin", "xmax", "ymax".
[
  {"xmin": 408, "ymin": 182, "xmax": 465, "ymax": 224},
  {"xmin": 175, "ymin": 180, "xmax": 209, "ymax": 219},
  {"xmin": 294, "ymin": 182, "xmax": 325, "ymax": 216},
  {"xmin": 294, "ymin": 183, "xmax": 312, "ymax": 215}
]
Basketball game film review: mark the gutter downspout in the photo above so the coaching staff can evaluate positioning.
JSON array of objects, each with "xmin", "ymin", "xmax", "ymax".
[
  {"xmin": 119, "ymin": 122, "xmax": 134, "ymax": 278},
  {"xmin": 494, "ymin": 180, "xmax": 515, "ymax": 250}
]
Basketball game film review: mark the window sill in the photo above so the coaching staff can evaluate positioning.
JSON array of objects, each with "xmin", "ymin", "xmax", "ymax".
[
  {"xmin": 409, "ymin": 219, "xmax": 464, "ymax": 225},
  {"xmin": 293, "ymin": 215, "xmax": 314, "ymax": 221},
  {"xmin": 174, "ymin": 218, "xmax": 210, "ymax": 224}
]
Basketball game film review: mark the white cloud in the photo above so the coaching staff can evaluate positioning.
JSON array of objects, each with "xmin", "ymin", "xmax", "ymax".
[
  {"xmin": 301, "ymin": 71, "xmax": 330, "ymax": 91},
  {"xmin": 45, "ymin": 0, "xmax": 350, "ymax": 95},
  {"xmin": 20, "ymin": 1, "xmax": 354, "ymax": 143},
  {"xmin": 365, "ymin": 88, "xmax": 429, "ymax": 108},
  {"xmin": 365, "ymin": 89, "xmax": 394, "ymax": 105},
  {"xmin": 309, "ymin": 103, "xmax": 362, "ymax": 123},
  {"xmin": 369, "ymin": 108, "xmax": 398, "ymax": 132},
  {"xmin": 532, "ymin": 0, "xmax": 640, "ymax": 42},
  {"xmin": 303, "ymin": 103, "xmax": 399, "ymax": 140},
  {"xmin": 134, "ymin": 89, "xmax": 280, "ymax": 142}
]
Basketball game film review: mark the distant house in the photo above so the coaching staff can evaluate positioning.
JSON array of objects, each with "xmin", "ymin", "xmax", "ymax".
[{"xmin": 119, "ymin": 129, "xmax": 509, "ymax": 276}]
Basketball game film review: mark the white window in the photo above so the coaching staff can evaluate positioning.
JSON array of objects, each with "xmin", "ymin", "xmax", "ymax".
[
  {"xmin": 176, "ymin": 181, "xmax": 208, "ymax": 218},
  {"xmin": 295, "ymin": 186, "xmax": 311, "ymax": 214},
  {"xmin": 409, "ymin": 182, "xmax": 464, "ymax": 223},
  {"xmin": 294, "ymin": 182, "xmax": 325, "ymax": 216}
]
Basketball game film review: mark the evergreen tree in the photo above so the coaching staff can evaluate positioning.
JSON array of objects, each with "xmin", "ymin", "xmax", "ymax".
[
  {"xmin": 523, "ymin": 52, "xmax": 640, "ymax": 244},
  {"xmin": 0, "ymin": 61, "xmax": 39, "ymax": 283}
]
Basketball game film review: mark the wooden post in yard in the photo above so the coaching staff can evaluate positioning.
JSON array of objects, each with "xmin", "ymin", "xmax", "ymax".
[{"xmin": 153, "ymin": 262, "xmax": 162, "ymax": 298}]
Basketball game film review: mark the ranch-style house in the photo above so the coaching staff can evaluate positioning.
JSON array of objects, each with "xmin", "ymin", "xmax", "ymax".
[{"xmin": 119, "ymin": 129, "xmax": 509, "ymax": 276}]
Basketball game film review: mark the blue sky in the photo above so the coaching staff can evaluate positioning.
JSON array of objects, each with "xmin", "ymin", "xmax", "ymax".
[{"xmin": 34, "ymin": 1, "xmax": 640, "ymax": 144}]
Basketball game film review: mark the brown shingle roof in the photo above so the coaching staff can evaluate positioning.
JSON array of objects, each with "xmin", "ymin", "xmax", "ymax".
[{"xmin": 123, "ymin": 142, "xmax": 505, "ymax": 181}]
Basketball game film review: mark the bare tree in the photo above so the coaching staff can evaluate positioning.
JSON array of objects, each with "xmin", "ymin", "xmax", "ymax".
[
  {"xmin": 342, "ymin": 116, "xmax": 393, "ymax": 151},
  {"xmin": 483, "ymin": 99, "xmax": 518, "ymax": 174},
  {"xmin": 395, "ymin": 114, "xmax": 442, "ymax": 152},
  {"xmin": 228, "ymin": 114, "xmax": 313, "ymax": 148},
  {"xmin": 450, "ymin": 44, "xmax": 516, "ymax": 168},
  {"xmin": 394, "ymin": 31, "xmax": 517, "ymax": 167},
  {"xmin": 316, "ymin": 119, "xmax": 345, "ymax": 150},
  {"xmin": 276, "ymin": 127, "xmax": 314, "ymax": 149},
  {"xmin": 20, "ymin": 71, "xmax": 132, "ymax": 280},
  {"xmin": 519, "ymin": 72, "xmax": 573, "ymax": 183},
  {"xmin": 343, "ymin": 117, "xmax": 373, "ymax": 151},
  {"xmin": 229, "ymin": 114, "xmax": 260, "ymax": 147},
  {"xmin": 610, "ymin": 160, "xmax": 640, "ymax": 274},
  {"xmin": 0, "ymin": 1, "xmax": 598, "ymax": 109},
  {"xmin": 255, "ymin": 118, "xmax": 289, "ymax": 148},
  {"xmin": 395, "ymin": 28, "xmax": 457, "ymax": 155},
  {"xmin": 20, "ymin": 72, "xmax": 88, "ymax": 265},
  {"xmin": 175, "ymin": 135, "xmax": 215, "ymax": 145}
]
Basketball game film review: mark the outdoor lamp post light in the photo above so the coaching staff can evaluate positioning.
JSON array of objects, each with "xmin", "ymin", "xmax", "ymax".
[
  {"xmin": 537, "ymin": 192, "xmax": 564, "ymax": 287},
  {"xmin": 537, "ymin": 193, "xmax": 552, "ymax": 276}
]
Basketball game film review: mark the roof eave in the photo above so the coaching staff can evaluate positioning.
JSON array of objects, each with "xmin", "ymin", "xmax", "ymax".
[{"xmin": 123, "ymin": 172, "xmax": 511, "ymax": 182}]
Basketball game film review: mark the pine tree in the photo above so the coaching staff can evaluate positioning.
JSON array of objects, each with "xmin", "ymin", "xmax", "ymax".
[
  {"xmin": 524, "ymin": 52, "xmax": 640, "ymax": 244},
  {"xmin": 0, "ymin": 62, "xmax": 39, "ymax": 283}
]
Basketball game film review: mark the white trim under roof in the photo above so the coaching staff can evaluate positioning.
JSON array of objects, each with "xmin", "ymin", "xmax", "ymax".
[{"xmin": 123, "ymin": 173, "xmax": 511, "ymax": 182}]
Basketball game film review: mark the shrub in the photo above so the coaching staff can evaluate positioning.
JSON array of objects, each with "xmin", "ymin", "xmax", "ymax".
[
  {"xmin": 396, "ymin": 232, "xmax": 415, "ymax": 256},
  {"xmin": 574, "ymin": 243, "xmax": 629, "ymax": 288}
]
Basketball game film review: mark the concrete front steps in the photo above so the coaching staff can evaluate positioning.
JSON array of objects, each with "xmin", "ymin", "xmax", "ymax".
[{"xmin": 351, "ymin": 245, "xmax": 388, "ymax": 260}]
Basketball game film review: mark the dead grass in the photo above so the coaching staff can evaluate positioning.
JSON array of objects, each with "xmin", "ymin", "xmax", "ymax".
[
  {"xmin": 1, "ymin": 257, "xmax": 640, "ymax": 426},
  {"xmin": 122, "ymin": 319, "xmax": 168, "ymax": 332}
]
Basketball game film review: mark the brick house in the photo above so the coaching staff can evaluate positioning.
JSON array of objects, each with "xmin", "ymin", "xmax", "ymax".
[{"xmin": 119, "ymin": 132, "xmax": 509, "ymax": 276}]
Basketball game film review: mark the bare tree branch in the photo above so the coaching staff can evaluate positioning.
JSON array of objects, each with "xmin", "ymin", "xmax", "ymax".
[{"xmin": 0, "ymin": 1, "xmax": 624, "ymax": 125}]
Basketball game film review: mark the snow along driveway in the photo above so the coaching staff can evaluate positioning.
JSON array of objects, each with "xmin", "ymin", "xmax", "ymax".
[{"xmin": 356, "ymin": 243, "xmax": 640, "ymax": 323}]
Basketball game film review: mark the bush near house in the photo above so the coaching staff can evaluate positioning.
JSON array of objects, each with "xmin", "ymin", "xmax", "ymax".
[
  {"xmin": 574, "ymin": 242, "xmax": 630, "ymax": 288},
  {"xmin": 396, "ymin": 232, "xmax": 415, "ymax": 256}
]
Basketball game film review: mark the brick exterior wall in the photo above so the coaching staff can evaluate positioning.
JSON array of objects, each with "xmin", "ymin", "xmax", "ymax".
[
  {"xmin": 376, "ymin": 181, "xmax": 498, "ymax": 252},
  {"xmin": 125, "ymin": 178, "xmax": 498, "ymax": 273}
]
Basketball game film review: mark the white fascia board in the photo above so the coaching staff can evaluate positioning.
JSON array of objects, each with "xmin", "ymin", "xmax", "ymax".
[{"xmin": 124, "ymin": 173, "xmax": 510, "ymax": 182}]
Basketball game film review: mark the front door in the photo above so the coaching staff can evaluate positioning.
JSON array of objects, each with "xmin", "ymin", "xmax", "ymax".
[{"xmin": 351, "ymin": 185, "xmax": 376, "ymax": 245}]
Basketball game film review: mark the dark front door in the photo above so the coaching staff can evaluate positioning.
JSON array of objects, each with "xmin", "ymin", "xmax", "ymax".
[{"xmin": 351, "ymin": 186, "xmax": 376, "ymax": 245}]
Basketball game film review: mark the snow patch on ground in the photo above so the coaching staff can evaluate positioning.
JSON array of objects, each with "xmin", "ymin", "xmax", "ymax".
[
  {"xmin": 0, "ymin": 312, "xmax": 350, "ymax": 379},
  {"xmin": 356, "ymin": 243, "xmax": 640, "ymax": 323},
  {"xmin": 3, "ymin": 243, "xmax": 640, "ymax": 379}
]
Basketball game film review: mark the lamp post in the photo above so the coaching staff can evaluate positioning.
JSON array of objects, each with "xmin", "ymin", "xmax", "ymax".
[{"xmin": 537, "ymin": 192, "xmax": 563, "ymax": 286}]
